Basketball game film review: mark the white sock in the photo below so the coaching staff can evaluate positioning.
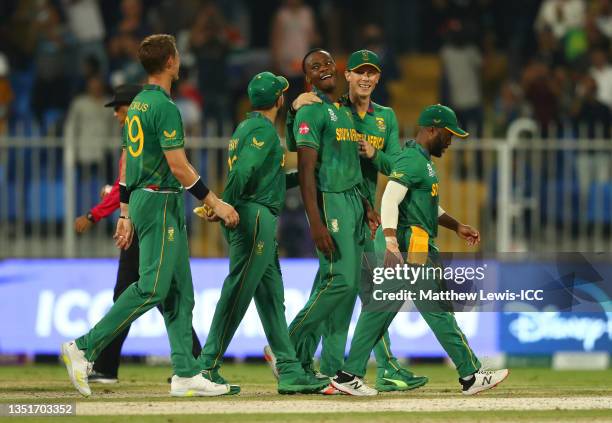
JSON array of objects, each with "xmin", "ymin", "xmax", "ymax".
[{"xmin": 460, "ymin": 374, "xmax": 475, "ymax": 382}]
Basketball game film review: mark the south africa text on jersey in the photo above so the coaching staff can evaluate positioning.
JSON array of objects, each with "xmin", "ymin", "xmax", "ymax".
[{"xmin": 335, "ymin": 127, "xmax": 384, "ymax": 149}]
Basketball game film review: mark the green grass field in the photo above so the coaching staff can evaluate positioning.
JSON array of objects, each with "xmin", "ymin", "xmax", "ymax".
[{"xmin": 1, "ymin": 363, "xmax": 611, "ymax": 422}]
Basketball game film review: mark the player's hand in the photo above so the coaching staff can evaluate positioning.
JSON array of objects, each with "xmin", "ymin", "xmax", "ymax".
[
  {"xmin": 358, "ymin": 140, "xmax": 376, "ymax": 159},
  {"xmin": 193, "ymin": 205, "xmax": 221, "ymax": 222},
  {"xmin": 74, "ymin": 215, "xmax": 93, "ymax": 233},
  {"xmin": 292, "ymin": 92, "xmax": 322, "ymax": 111},
  {"xmin": 384, "ymin": 239, "xmax": 404, "ymax": 268},
  {"xmin": 311, "ymin": 222, "xmax": 335, "ymax": 259},
  {"xmin": 113, "ymin": 217, "xmax": 134, "ymax": 250},
  {"xmin": 456, "ymin": 224, "xmax": 481, "ymax": 247},
  {"xmin": 212, "ymin": 200, "xmax": 240, "ymax": 228},
  {"xmin": 365, "ymin": 209, "xmax": 381, "ymax": 239}
]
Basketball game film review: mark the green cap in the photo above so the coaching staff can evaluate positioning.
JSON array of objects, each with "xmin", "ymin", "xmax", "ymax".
[
  {"xmin": 347, "ymin": 49, "xmax": 382, "ymax": 72},
  {"xmin": 417, "ymin": 104, "xmax": 469, "ymax": 138},
  {"xmin": 247, "ymin": 71, "xmax": 289, "ymax": 108}
]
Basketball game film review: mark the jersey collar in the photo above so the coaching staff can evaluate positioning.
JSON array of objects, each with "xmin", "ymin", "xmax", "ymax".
[
  {"xmin": 406, "ymin": 139, "xmax": 431, "ymax": 160},
  {"xmin": 313, "ymin": 86, "xmax": 334, "ymax": 104},
  {"xmin": 338, "ymin": 93, "xmax": 374, "ymax": 116},
  {"xmin": 246, "ymin": 111, "xmax": 274, "ymax": 127},
  {"xmin": 143, "ymin": 84, "xmax": 171, "ymax": 99}
]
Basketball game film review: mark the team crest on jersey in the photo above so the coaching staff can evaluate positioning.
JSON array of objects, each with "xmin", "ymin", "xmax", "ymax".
[
  {"xmin": 256, "ymin": 240, "xmax": 265, "ymax": 255},
  {"xmin": 427, "ymin": 163, "xmax": 436, "ymax": 177},
  {"xmin": 327, "ymin": 108, "xmax": 338, "ymax": 122},
  {"xmin": 329, "ymin": 219, "xmax": 339, "ymax": 233},
  {"xmin": 252, "ymin": 136, "xmax": 265, "ymax": 149},
  {"xmin": 163, "ymin": 129, "xmax": 176, "ymax": 139},
  {"xmin": 298, "ymin": 122, "xmax": 310, "ymax": 135},
  {"xmin": 167, "ymin": 227, "xmax": 175, "ymax": 242},
  {"xmin": 376, "ymin": 117, "xmax": 386, "ymax": 131}
]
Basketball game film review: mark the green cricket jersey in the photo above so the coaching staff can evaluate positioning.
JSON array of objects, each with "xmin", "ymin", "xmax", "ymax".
[
  {"xmin": 122, "ymin": 84, "xmax": 184, "ymax": 191},
  {"xmin": 388, "ymin": 140, "xmax": 440, "ymax": 240},
  {"xmin": 339, "ymin": 95, "xmax": 401, "ymax": 206},
  {"xmin": 292, "ymin": 87, "xmax": 362, "ymax": 193},
  {"xmin": 223, "ymin": 112, "xmax": 287, "ymax": 216}
]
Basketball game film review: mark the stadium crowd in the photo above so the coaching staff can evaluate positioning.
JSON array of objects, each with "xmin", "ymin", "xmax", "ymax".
[{"xmin": 0, "ymin": 0, "xmax": 611, "ymax": 139}]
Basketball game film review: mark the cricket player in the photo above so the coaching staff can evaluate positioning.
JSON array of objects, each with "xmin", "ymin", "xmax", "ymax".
[
  {"xmin": 270, "ymin": 49, "xmax": 428, "ymax": 392},
  {"xmin": 61, "ymin": 34, "xmax": 238, "ymax": 398},
  {"xmin": 194, "ymin": 72, "xmax": 330, "ymax": 395},
  {"xmin": 330, "ymin": 104, "xmax": 509, "ymax": 396},
  {"xmin": 267, "ymin": 49, "xmax": 379, "ymax": 394},
  {"xmin": 73, "ymin": 84, "xmax": 204, "ymax": 384}
]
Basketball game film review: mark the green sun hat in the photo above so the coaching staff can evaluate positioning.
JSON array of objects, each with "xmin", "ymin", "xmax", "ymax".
[
  {"xmin": 247, "ymin": 71, "xmax": 289, "ymax": 108},
  {"xmin": 347, "ymin": 49, "xmax": 382, "ymax": 72},
  {"xmin": 417, "ymin": 104, "xmax": 469, "ymax": 138}
]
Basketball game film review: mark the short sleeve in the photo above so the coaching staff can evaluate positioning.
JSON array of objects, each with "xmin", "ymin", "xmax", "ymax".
[
  {"xmin": 388, "ymin": 152, "xmax": 422, "ymax": 189},
  {"xmin": 156, "ymin": 101, "xmax": 185, "ymax": 150},
  {"xmin": 294, "ymin": 105, "xmax": 324, "ymax": 151}
]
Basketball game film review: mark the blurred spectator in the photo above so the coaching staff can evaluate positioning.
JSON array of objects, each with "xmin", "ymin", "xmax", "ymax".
[
  {"xmin": 440, "ymin": 25, "xmax": 483, "ymax": 135},
  {"xmin": 107, "ymin": 0, "xmax": 150, "ymax": 86},
  {"xmin": 571, "ymin": 75, "xmax": 611, "ymax": 138},
  {"xmin": 0, "ymin": 53, "xmax": 13, "ymax": 134},
  {"xmin": 553, "ymin": 66, "xmax": 576, "ymax": 121},
  {"xmin": 521, "ymin": 60, "xmax": 560, "ymax": 133},
  {"xmin": 361, "ymin": 23, "xmax": 400, "ymax": 106},
  {"xmin": 594, "ymin": 0, "xmax": 612, "ymax": 38},
  {"xmin": 493, "ymin": 80, "xmax": 523, "ymax": 137},
  {"xmin": 589, "ymin": 48, "xmax": 612, "ymax": 109},
  {"xmin": 535, "ymin": 0, "xmax": 585, "ymax": 40},
  {"xmin": 62, "ymin": 0, "xmax": 107, "ymax": 85},
  {"xmin": 63, "ymin": 75, "xmax": 114, "ymax": 166},
  {"xmin": 31, "ymin": 2, "xmax": 74, "ymax": 135},
  {"xmin": 189, "ymin": 2, "xmax": 230, "ymax": 136},
  {"xmin": 535, "ymin": 26, "xmax": 565, "ymax": 68},
  {"xmin": 173, "ymin": 69, "xmax": 203, "ymax": 137},
  {"xmin": 271, "ymin": 0, "xmax": 318, "ymax": 104}
]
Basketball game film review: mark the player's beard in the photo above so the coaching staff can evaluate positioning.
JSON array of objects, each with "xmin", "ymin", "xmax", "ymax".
[{"xmin": 431, "ymin": 132, "xmax": 446, "ymax": 157}]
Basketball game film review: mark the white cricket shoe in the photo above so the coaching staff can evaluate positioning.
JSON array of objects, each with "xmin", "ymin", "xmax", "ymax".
[
  {"xmin": 263, "ymin": 345, "xmax": 279, "ymax": 381},
  {"xmin": 61, "ymin": 341, "xmax": 93, "ymax": 397},
  {"xmin": 331, "ymin": 372, "xmax": 378, "ymax": 396},
  {"xmin": 461, "ymin": 369, "xmax": 509, "ymax": 395},
  {"xmin": 170, "ymin": 374, "xmax": 230, "ymax": 397}
]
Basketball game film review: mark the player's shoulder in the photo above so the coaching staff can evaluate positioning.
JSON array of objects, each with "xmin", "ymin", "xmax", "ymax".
[
  {"xmin": 371, "ymin": 102, "xmax": 396, "ymax": 118},
  {"xmin": 394, "ymin": 141, "xmax": 424, "ymax": 164}
]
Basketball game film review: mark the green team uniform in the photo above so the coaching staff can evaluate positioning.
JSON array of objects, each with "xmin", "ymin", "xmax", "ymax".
[
  {"xmin": 317, "ymin": 97, "xmax": 409, "ymax": 377},
  {"xmin": 342, "ymin": 140, "xmax": 481, "ymax": 379},
  {"xmin": 197, "ymin": 111, "xmax": 315, "ymax": 391},
  {"xmin": 76, "ymin": 84, "xmax": 200, "ymax": 378},
  {"xmin": 286, "ymin": 87, "xmax": 366, "ymax": 374}
]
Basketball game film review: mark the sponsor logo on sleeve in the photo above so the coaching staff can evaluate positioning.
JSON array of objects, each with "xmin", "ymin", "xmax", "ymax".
[
  {"xmin": 163, "ymin": 129, "xmax": 177, "ymax": 139},
  {"xmin": 298, "ymin": 122, "xmax": 310, "ymax": 135}
]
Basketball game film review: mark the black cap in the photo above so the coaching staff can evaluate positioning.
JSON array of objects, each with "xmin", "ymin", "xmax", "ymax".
[{"xmin": 104, "ymin": 84, "xmax": 142, "ymax": 108}]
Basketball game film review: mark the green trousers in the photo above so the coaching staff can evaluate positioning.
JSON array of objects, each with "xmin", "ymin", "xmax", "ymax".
[
  {"xmin": 77, "ymin": 190, "xmax": 200, "ymax": 377},
  {"xmin": 316, "ymin": 236, "xmax": 400, "ymax": 376},
  {"xmin": 198, "ymin": 203, "xmax": 303, "ymax": 376},
  {"xmin": 288, "ymin": 189, "xmax": 365, "ymax": 372},
  {"xmin": 343, "ymin": 226, "xmax": 481, "ymax": 379}
]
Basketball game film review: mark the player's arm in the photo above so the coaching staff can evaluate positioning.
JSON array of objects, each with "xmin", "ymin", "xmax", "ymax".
[
  {"xmin": 285, "ymin": 92, "xmax": 321, "ymax": 152},
  {"xmin": 381, "ymin": 180, "xmax": 408, "ymax": 267},
  {"xmin": 164, "ymin": 148, "xmax": 238, "ymax": 228},
  {"xmin": 114, "ymin": 148, "xmax": 134, "ymax": 250},
  {"xmin": 157, "ymin": 101, "xmax": 239, "ymax": 227},
  {"xmin": 294, "ymin": 106, "xmax": 334, "ymax": 258},
  {"xmin": 438, "ymin": 207, "xmax": 481, "ymax": 246}
]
